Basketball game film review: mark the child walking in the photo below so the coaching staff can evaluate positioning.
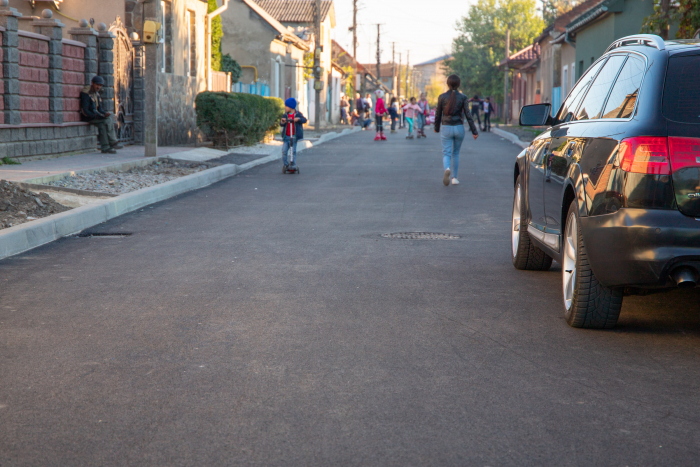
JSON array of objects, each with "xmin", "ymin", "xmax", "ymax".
[
  {"xmin": 280, "ymin": 98, "xmax": 307, "ymax": 172},
  {"xmin": 402, "ymin": 97, "xmax": 421, "ymax": 139},
  {"xmin": 417, "ymin": 93, "xmax": 430, "ymax": 138},
  {"xmin": 389, "ymin": 97, "xmax": 399, "ymax": 133},
  {"xmin": 373, "ymin": 90, "xmax": 388, "ymax": 141}
]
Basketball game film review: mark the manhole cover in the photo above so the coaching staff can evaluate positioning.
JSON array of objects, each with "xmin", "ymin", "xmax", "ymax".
[{"xmin": 381, "ymin": 232, "xmax": 461, "ymax": 240}]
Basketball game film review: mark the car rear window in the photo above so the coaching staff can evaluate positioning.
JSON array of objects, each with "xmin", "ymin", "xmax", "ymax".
[{"xmin": 663, "ymin": 54, "xmax": 700, "ymax": 124}]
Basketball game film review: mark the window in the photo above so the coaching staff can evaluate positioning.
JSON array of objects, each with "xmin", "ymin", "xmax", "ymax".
[
  {"xmin": 556, "ymin": 58, "xmax": 605, "ymax": 123},
  {"xmin": 578, "ymin": 60, "xmax": 584, "ymax": 79},
  {"xmin": 663, "ymin": 54, "xmax": 700, "ymax": 124},
  {"xmin": 571, "ymin": 62, "xmax": 575, "ymax": 90},
  {"xmin": 575, "ymin": 54, "xmax": 626, "ymax": 121},
  {"xmin": 602, "ymin": 55, "xmax": 645, "ymax": 119},
  {"xmin": 189, "ymin": 11, "xmax": 197, "ymax": 77}
]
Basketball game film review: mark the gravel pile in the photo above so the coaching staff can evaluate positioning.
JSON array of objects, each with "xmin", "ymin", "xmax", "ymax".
[
  {"xmin": 0, "ymin": 180, "xmax": 70, "ymax": 230},
  {"xmin": 48, "ymin": 160, "xmax": 214, "ymax": 195}
]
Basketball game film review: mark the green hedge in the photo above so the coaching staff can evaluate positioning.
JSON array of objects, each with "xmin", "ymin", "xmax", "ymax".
[{"xmin": 195, "ymin": 92, "xmax": 285, "ymax": 147}]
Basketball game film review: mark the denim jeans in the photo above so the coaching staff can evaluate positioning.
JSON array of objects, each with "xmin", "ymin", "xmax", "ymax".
[
  {"xmin": 282, "ymin": 135, "xmax": 297, "ymax": 166},
  {"xmin": 416, "ymin": 113, "xmax": 426, "ymax": 131},
  {"xmin": 440, "ymin": 124, "xmax": 465, "ymax": 179}
]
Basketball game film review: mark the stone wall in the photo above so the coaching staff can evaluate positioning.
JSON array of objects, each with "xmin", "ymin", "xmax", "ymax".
[
  {"xmin": 61, "ymin": 39, "xmax": 86, "ymax": 123},
  {"xmin": 18, "ymin": 31, "xmax": 49, "ymax": 124},
  {"xmin": 157, "ymin": 73, "xmax": 201, "ymax": 146},
  {"xmin": 0, "ymin": 5, "xmax": 97, "ymax": 160}
]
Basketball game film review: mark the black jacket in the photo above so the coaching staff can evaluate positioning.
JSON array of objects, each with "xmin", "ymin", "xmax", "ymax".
[
  {"xmin": 79, "ymin": 86, "xmax": 107, "ymax": 121},
  {"xmin": 279, "ymin": 111, "xmax": 307, "ymax": 140},
  {"xmin": 434, "ymin": 91, "xmax": 478, "ymax": 135}
]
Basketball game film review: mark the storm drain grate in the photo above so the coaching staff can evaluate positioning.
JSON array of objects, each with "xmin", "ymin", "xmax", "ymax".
[
  {"xmin": 77, "ymin": 232, "xmax": 133, "ymax": 238},
  {"xmin": 381, "ymin": 232, "xmax": 461, "ymax": 240}
]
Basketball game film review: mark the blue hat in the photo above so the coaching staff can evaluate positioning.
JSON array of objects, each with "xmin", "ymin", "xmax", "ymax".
[
  {"xmin": 91, "ymin": 76, "xmax": 105, "ymax": 85},
  {"xmin": 285, "ymin": 98, "xmax": 297, "ymax": 109}
]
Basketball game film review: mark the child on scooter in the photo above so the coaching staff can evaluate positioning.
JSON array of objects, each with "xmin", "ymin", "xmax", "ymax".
[
  {"xmin": 402, "ymin": 97, "xmax": 421, "ymax": 139},
  {"xmin": 280, "ymin": 98, "xmax": 307, "ymax": 172}
]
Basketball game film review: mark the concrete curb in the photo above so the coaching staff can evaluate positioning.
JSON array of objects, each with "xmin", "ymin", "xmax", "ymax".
[
  {"xmin": 0, "ymin": 125, "xmax": 359, "ymax": 261},
  {"xmin": 492, "ymin": 128, "xmax": 530, "ymax": 149}
]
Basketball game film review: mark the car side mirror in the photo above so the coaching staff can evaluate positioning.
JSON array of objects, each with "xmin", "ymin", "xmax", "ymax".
[{"xmin": 519, "ymin": 104, "xmax": 553, "ymax": 127}]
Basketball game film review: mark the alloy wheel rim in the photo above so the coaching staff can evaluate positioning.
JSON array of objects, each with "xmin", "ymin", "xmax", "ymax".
[
  {"xmin": 512, "ymin": 184, "xmax": 521, "ymax": 258},
  {"xmin": 563, "ymin": 212, "xmax": 577, "ymax": 311}
]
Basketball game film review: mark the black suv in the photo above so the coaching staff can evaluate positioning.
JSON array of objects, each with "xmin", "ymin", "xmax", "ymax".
[{"xmin": 513, "ymin": 34, "xmax": 700, "ymax": 329}]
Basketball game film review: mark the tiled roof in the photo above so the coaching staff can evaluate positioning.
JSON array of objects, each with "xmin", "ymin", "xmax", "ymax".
[
  {"xmin": 360, "ymin": 63, "xmax": 399, "ymax": 76},
  {"xmin": 499, "ymin": 44, "xmax": 540, "ymax": 67},
  {"xmin": 553, "ymin": 0, "xmax": 605, "ymax": 32},
  {"xmin": 254, "ymin": 0, "xmax": 333, "ymax": 23}
]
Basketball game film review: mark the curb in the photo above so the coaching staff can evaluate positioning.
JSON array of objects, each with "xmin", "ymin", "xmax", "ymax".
[
  {"xmin": 0, "ymin": 128, "xmax": 358, "ymax": 261},
  {"xmin": 492, "ymin": 127, "xmax": 530, "ymax": 149}
]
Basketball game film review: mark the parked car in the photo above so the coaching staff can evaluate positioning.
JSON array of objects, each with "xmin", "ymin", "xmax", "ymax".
[{"xmin": 512, "ymin": 34, "xmax": 700, "ymax": 329}]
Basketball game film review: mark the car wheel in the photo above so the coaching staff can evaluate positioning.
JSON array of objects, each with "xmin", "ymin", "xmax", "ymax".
[
  {"xmin": 562, "ymin": 201, "xmax": 623, "ymax": 329},
  {"xmin": 512, "ymin": 176, "xmax": 553, "ymax": 270}
]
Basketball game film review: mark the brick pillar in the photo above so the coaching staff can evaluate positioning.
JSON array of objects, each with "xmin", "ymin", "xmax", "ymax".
[
  {"xmin": 69, "ymin": 19, "xmax": 98, "ymax": 86},
  {"xmin": 0, "ymin": 0, "xmax": 20, "ymax": 125},
  {"xmin": 96, "ymin": 22, "xmax": 115, "ymax": 114},
  {"xmin": 133, "ymin": 40, "xmax": 144, "ymax": 144},
  {"xmin": 33, "ymin": 9, "xmax": 65, "ymax": 124}
]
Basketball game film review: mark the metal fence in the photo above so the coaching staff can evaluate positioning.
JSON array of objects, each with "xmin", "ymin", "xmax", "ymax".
[{"xmin": 231, "ymin": 82, "xmax": 271, "ymax": 97}]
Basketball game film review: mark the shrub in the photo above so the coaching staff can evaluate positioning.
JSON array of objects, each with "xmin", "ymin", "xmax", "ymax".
[
  {"xmin": 195, "ymin": 91, "xmax": 285, "ymax": 147},
  {"xmin": 221, "ymin": 54, "xmax": 242, "ymax": 84}
]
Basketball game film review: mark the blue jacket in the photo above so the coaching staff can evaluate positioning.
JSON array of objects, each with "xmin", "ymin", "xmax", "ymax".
[{"xmin": 280, "ymin": 111, "xmax": 307, "ymax": 140}]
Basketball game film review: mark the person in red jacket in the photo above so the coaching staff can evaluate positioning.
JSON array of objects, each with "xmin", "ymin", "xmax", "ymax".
[{"xmin": 373, "ymin": 89, "xmax": 388, "ymax": 141}]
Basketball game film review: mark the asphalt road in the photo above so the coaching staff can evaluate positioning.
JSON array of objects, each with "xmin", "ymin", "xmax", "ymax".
[{"xmin": 2, "ymin": 129, "xmax": 700, "ymax": 466}]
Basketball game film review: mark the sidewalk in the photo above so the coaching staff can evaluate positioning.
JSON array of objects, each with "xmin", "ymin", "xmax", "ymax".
[{"xmin": 0, "ymin": 146, "xmax": 197, "ymax": 182}]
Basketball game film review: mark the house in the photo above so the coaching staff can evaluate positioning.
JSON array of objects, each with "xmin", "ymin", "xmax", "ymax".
[
  {"xmin": 499, "ymin": 45, "xmax": 540, "ymax": 122},
  {"xmin": 413, "ymin": 54, "xmax": 452, "ymax": 95},
  {"xmin": 253, "ymin": 0, "xmax": 338, "ymax": 124},
  {"xmin": 218, "ymin": 0, "xmax": 309, "ymax": 112},
  {"xmin": 6, "ymin": 0, "xmax": 209, "ymax": 150},
  {"xmin": 360, "ymin": 62, "xmax": 399, "ymax": 95},
  {"xmin": 563, "ymin": 0, "xmax": 664, "ymax": 80},
  {"xmin": 332, "ymin": 40, "xmax": 389, "ymax": 102}
]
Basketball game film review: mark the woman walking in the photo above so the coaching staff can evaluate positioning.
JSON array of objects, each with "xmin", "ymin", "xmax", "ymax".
[{"xmin": 434, "ymin": 74, "xmax": 478, "ymax": 186}]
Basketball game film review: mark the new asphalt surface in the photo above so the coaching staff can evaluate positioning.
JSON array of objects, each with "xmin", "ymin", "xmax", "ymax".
[{"xmin": 2, "ymin": 130, "xmax": 700, "ymax": 466}]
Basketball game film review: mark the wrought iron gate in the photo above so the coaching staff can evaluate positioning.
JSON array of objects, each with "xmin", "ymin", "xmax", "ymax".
[{"xmin": 109, "ymin": 18, "xmax": 135, "ymax": 143}]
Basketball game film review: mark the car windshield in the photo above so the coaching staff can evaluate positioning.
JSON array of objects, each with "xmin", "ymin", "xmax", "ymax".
[{"xmin": 663, "ymin": 54, "xmax": 700, "ymax": 124}]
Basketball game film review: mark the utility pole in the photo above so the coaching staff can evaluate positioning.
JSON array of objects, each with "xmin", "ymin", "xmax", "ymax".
[
  {"xmin": 313, "ymin": 0, "xmax": 322, "ymax": 130},
  {"xmin": 392, "ymin": 42, "xmax": 395, "ymax": 97},
  {"xmin": 143, "ymin": 0, "xmax": 161, "ymax": 157},
  {"xmin": 504, "ymin": 29, "xmax": 510, "ymax": 125},
  {"xmin": 352, "ymin": 0, "xmax": 358, "ymax": 95},
  {"xmin": 375, "ymin": 24, "xmax": 382, "ymax": 85},
  {"xmin": 398, "ymin": 52, "xmax": 402, "ymax": 98},
  {"xmin": 405, "ymin": 50, "xmax": 409, "ymax": 99}
]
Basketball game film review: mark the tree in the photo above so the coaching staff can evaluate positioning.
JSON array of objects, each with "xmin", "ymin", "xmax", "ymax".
[
  {"xmin": 542, "ymin": 0, "xmax": 583, "ymax": 24},
  {"xmin": 447, "ymin": 0, "xmax": 544, "ymax": 104},
  {"xmin": 342, "ymin": 65, "xmax": 355, "ymax": 97},
  {"xmin": 641, "ymin": 0, "xmax": 700, "ymax": 39},
  {"xmin": 208, "ymin": 0, "xmax": 223, "ymax": 71},
  {"xmin": 425, "ymin": 77, "xmax": 444, "ymax": 107},
  {"xmin": 221, "ymin": 54, "xmax": 242, "ymax": 84}
]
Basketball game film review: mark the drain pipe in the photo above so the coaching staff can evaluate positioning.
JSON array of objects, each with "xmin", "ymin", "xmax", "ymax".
[{"xmin": 206, "ymin": 0, "xmax": 229, "ymax": 91}]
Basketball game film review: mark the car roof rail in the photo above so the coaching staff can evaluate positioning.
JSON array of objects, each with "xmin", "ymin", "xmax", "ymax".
[{"xmin": 605, "ymin": 34, "xmax": 666, "ymax": 53}]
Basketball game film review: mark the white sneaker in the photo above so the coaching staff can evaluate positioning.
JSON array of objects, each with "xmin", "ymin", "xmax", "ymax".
[
  {"xmin": 443, "ymin": 169, "xmax": 451, "ymax": 186},
  {"xmin": 451, "ymin": 178, "xmax": 460, "ymax": 185}
]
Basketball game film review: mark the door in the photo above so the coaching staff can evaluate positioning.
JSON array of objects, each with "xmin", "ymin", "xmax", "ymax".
[
  {"xmin": 527, "ymin": 138, "xmax": 551, "ymax": 232},
  {"xmin": 543, "ymin": 54, "xmax": 627, "ymax": 235}
]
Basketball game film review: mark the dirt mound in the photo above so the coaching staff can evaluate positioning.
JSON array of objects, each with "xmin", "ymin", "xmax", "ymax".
[{"xmin": 0, "ymin": 180, "xmax": 71, "ymax": 230}]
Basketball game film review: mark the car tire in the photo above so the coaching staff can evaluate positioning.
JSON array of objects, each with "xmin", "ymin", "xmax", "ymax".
[
  {"xmin": 512, "ymin": 176, "xmax": 553, "ymax": 271},
  {"xmin": 562, "ymin": 201, "xmax": 623, "ymax": 329}
]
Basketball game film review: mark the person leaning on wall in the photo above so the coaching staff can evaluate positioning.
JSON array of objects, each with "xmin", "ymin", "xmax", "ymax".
[{"xmin": 79, "ymin": 76, "xmax": 123, "ymax": 154}]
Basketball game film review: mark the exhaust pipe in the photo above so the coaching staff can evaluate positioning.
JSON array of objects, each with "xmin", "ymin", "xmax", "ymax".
[{"xmin": 672, "ymin": 267, "xmax": 698, "ymax": 288}]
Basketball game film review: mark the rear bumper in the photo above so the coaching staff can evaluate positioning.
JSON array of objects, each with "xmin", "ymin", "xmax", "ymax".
[{"xmin": 580, "ymin": 208, "xmax": 700, "ymax": 288}]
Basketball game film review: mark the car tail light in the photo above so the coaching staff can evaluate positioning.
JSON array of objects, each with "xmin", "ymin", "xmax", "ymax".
[
  {"xmin": 619, "ymin": 137, "xmax": 671, "ymax": 175},
  {"xmin": 668, "ymin": 137, "xmax": 700, "ymax": 172}
]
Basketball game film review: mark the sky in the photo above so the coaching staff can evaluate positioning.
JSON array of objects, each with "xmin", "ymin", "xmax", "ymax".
[{"xmin": 330, "ymin": 0, "xmax": 474, "ymax": 66}]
